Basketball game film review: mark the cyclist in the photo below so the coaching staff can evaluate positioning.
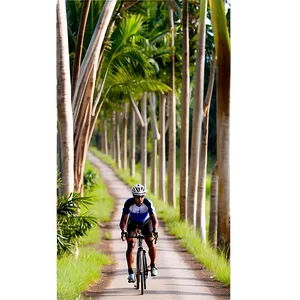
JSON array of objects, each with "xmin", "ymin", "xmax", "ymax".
[{"xmin": 120, "ymin": 183, "xmax": 159, "ymax": 283}]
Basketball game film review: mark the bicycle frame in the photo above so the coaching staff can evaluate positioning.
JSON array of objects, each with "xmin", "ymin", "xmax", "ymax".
[{"xmin": 135, "ymin": 229, "xmax": 148, "ymax": 295}]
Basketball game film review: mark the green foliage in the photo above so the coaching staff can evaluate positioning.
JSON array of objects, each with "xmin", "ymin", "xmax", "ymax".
[
  {"xmin": 83, "ymin": 170, "xmax": 97, "ymax": 192},
  {"xmin": 55, "ymin": 170, "xmax": 97, "ymax": 259},
  {"xmin": 57, "ymin": 159, "xmax": 115, "ymax": 299},
  {"xmin": 54, "ymin": 166, "xmax": 62, "ymax": 190},
  {"xmin": 57, "ymin": 192, "xmax": 98, "ymax": 258},
  {"xmin": 100, "ymin": 13, "xmax": 171, "ymax": 102}
]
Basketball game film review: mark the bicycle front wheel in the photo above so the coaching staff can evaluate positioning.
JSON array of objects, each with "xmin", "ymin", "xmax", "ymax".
[
  {"xmin": 136, "ymin": 250, "xmax": 140, "ymax": 290},
  {"xmin": 143, "ymin": 250, "xmax": 147, "ymax": 290},
  {"xmin": 139, "ymin": 250, "xmax": 144, "ymax": 295}
]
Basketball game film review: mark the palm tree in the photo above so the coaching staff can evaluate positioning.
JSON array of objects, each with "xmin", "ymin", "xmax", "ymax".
[
  {"xmin": 57, "ymin": 0, "xmax": 74, "ymax": 195},
  {"xmin": 208, "ymin": 0, "xmax": 231, "ymax": 256},
  {"xmin": 122, "ymin": 103, "xmax": 128, "ymax": 171},
  {"xmin": 122, "ymin": 0, "xmax": 174, "ymax": 203},
  {"xmin": 187, "ymin": 0, "xmax": 208, "ymax": 228},
  {"xmin": 179, "ymin": 0, "xmax": 190, "ymax": 221},
  {"xmin": 130, "ymin": 101, "xmax": 136, "ymax": 177},
  {"xmin": 69, "ymin": 5, "xmax": 170, "ymax": 192},
  {"xmin": 115, "ymin": 110, "xmax": 121, "ymax": 168},
  {"xmin": 150, "ymin": 92, "xmax": 160, "ymax": 195},
  {"xmin": 71, "ymin": 0, "xmax": 91, "ymax": 100},
  {"xmin": 196, "ymin": 54, "xmax": 216, "ymax": 243},
  {"xmin": 100, "ymin": 118, "xmax": 108, "ymax": 154},
  {"xmin": 68, "ymin": 0, "xmax": 118, "ymax": 193},
  {"xmin": 167, "ymin": 6, "xmax": 177, "ymax": 208},
  {"xmin": 141, "ymin": 92, "xmax": 148, "ymax": 186},
  {"xmin": 159, "ymin": 93, "xmax": 167, "ymax": 202}
]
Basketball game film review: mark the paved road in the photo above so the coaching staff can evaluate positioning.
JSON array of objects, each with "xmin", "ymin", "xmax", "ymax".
[{"xmin": 84, "ymin": 152, "xmax": 230, "ymax": 300}]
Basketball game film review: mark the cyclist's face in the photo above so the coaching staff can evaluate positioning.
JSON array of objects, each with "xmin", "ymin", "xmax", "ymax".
[{"xmin": 134, "ymin": 195, "xmax": 144, "ymax": 206}]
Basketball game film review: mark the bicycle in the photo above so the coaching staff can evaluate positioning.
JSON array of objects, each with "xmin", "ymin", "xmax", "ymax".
[{"xmin": 133, "ymin": 227, "xmax": 157, "ymax": 295}]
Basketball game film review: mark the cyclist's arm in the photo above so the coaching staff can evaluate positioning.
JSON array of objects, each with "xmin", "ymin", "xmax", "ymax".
[
  {"xmin": 119, "ymin": 213, "xmax": 129, "ymax": 231},
  {"xmin": 119, "ymin": 198, "xmax": 133, "ymax": 231},
  {"xmin": 150, "ymin": 213, "xmax": 158, "ymax": 229}
]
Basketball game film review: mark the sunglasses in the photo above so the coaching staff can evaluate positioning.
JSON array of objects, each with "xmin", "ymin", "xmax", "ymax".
[{"xmin": 134, "ymin": 195, "xmax": 145, "ymax": 199}]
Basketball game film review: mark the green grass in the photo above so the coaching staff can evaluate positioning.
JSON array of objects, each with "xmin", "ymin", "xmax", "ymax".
[
  {"xmin": 57, "ymin": 159, "xmax": 115, "ymax": 299},
  {"xmin": 57, "ymin": 247, "xmax": 113, "ymax": 300},
  {"xmin": 89, "ymin": 146, "xmax": 230, "ymax": 286},
  {"xmin": 80, "ymin": 160, "xmax": 114, "ymax": 245}
]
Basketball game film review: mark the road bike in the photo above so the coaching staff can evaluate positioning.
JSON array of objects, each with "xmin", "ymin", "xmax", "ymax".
[{"xmin": 134, "ymin": 228, "xmax": 157, "ymax": 295}]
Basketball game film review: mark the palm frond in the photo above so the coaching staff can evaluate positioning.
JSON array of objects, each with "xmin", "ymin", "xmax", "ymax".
[
  {"xmin": 148, "ymin": 28, "xmax": 170, "ymax": 45},
  {"xmin": 110, "ymin": 14, "xmax": 144, "ymax": 51},
  {"xmin": 106, "ymin": 73, "xmax": 171, "ymax": 97},
  {"xmin": 57, "ymin": 192, "xmax": 93, "ymax": 216}
]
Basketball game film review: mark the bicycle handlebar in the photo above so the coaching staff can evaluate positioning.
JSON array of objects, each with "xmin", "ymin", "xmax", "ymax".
[{"xmin": 121, "ymin": 230, "xmax": 158, "ymax": 244}]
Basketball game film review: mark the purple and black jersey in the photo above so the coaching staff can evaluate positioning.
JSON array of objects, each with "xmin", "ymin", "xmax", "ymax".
[{"xmin": 122, "ymin": 197, "xmax": 155, "ymax": 223}]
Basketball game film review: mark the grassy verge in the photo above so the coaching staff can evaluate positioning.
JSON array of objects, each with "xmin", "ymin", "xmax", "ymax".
[
  {"xmin": 57, "ymin": 159, "xmax": 115, "ymax": 300},
  {"xmin": 57, "ymin": 248, "xmax": 111, "ymax": 300},
  {"xmin": 89, "ymin": 146, "xmax": 230, "ymax": 286}
]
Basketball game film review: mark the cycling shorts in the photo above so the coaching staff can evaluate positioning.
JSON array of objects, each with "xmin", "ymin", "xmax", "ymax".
[{"xmin": 127, "ymin": 217, "xmax": 153, "ymax": 238}]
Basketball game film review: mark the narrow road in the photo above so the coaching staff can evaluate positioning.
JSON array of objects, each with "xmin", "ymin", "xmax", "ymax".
[{"xmin": 83, "ymin": 152, "xmax": 230, "ymax": 299}]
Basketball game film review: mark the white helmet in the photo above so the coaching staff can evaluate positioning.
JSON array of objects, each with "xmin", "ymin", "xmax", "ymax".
[{"xmin": 132, "ymin": 184, "xmax": 146, "ymax": 196}]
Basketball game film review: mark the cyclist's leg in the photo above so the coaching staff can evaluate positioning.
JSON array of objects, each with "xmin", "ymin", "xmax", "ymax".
[
  {"xmin": 126, "ymin": 220, "xmax": 136, "ymax": 267},
  {"xmin": 126, "ymin": 237, "xmax": 135, "ymax": 268},
  {"xmin": 126, "ymin": 219, "xmax": 137, "ymax": 281},
  {"xmin": 143, "ymin": 219, "xmax": 157, "ymax": 267}
]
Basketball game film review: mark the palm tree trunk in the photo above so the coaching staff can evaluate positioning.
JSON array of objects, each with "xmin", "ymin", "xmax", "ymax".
[
  {"xmin": 112, "ymin": 113, "xmax": 117, "ymax": 160},
  {"xmin": 73, "ymin": 60, "xmax": 95, "ymax": 121},
  {"xmin": 103, "ymin": 120, "xmax": 108, "ymax": 155},
  {"xmin": 107, "ymin": 113, "xmax": 113, "ymax": 157},
  {"xmin": 122, "ymin": 103, "xmax": 128, "ymax": 171},
  {"xmin": 101, "ymin": 119, "xmax": 108, "ymax": 154},
  {"xmin": 141, "ymin": 92, "xmax": 148, "ymax": 186},
  {"xmin": 187, "ymin": 0, "xmax": 207, "ymax": 228},
  {"xmin": 209, "ymin": 162, "xmax": 218, "ymax": 248},
  {"xmin": 168, "ymin": 7, "xmax": 176, "ymax": 208},
  {"xmin": 150, "ymin": 93, "xmax": 159, "ymax": 195},
  {"xmin": 159, "ymin": 93, "xmax": 166, "ymax": 202},
  {"xmin": 56, "ymin": 0, "xmax": 74, "ymax": 195},
  {"xmin": 217, "ymin": 114, "xmax": 230, "ymax": 257},
  {"xmin": 72, "ymin": 0, "xmax": 117, "ymax": 119},
  {"xmin": 196, "ymin": 55, "xmax": 216, "ymax": 243},
  {"xmin": 74, "ymin": 60, "xmax": 96, "ymax": 150},
  {"xmin": 151, "ymin": 139, "xmax": 157, "ymax": 195},
  {"xmin": 130, "ymin": 94, "xmax": 145, "ymax": 127},
  {"xmin": 209, "ymin": 0, "xmax": 231, "ymax": 257},
  {"xmin": 149, "ymin": 93, "xmax": 160, "ymax": 140},
  {"xmin": 130, "ymin": 102, "xmax": 136, "ymax": 177},
  {"xmin": 74, "ymin": 101, "xmax": 91, "ymax": 193},
  {"xmin": 71, "ymin": 0, "xmax": 91, "ymax": 101},
  {"xmin": 115, "ymin": 111, "xmax": 121, "ymax": 169},
  {"xmin": 179, "ymin": 0, "xmax": 190, "ymax": 221},
  {"xmin": 75, "ymin": 99, "xmax": 92, "ymax": 194},
  {"xmin": 74, "ymin": 57, "xmax": 97, "ymax": 193}
]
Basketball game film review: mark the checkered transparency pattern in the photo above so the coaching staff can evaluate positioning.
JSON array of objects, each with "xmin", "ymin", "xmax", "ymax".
[{"xmin": 48, "ymin": 0, "xmax": 58, "ymax": 300}]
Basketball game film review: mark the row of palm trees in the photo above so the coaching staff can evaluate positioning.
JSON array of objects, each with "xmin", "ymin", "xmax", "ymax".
[{"xmin": 57, "ymin": 0, "xmax": 230, "ymax": 256}]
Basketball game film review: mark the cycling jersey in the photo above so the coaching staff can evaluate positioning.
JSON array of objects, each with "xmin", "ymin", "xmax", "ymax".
[{"xmin": 122, "ymin": 197, "xmax": 155, "ymax": 223}]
